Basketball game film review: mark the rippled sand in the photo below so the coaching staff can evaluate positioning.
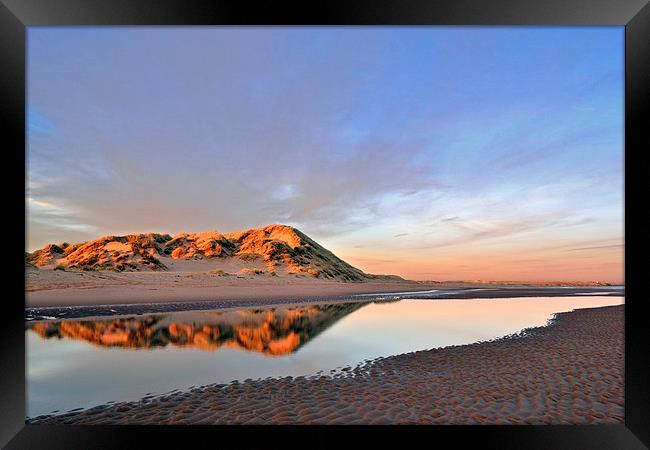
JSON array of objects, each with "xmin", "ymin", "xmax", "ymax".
[{"xmin": 28, "ymin": 305, "xmax": 623, "ymax": 425}]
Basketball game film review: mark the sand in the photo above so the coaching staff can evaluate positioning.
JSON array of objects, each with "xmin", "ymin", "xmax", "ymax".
[
  {"xmin": 27, "ymin": 304, "xmax": 624, "ymax": 425},
  {"xmin": 25, "ymin": 268, "xmax": 440, "ymax": 307},
  {"xmin": 25, "ymin": 267, "xmax": 621, "ymax": 309}
]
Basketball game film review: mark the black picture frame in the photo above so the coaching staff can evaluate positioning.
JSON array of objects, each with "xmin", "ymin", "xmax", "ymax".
[{"xmin": 2, "ymin": 0, "xmax": 648, "ymax": 448}]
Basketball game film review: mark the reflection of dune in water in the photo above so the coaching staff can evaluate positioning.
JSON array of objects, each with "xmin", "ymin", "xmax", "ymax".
[{"xmin": 28, "ymin": 303, "xmax": 366, "ymax": 355}]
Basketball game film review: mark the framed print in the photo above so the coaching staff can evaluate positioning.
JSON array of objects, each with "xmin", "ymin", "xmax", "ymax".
[{"xmin": 1, "ymin": 0, "xmax": 648, "ymax": 448}]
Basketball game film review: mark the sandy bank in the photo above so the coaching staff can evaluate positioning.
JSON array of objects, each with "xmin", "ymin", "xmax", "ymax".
[
  {"xmin": 25, "ymin": 267, "xmax": 622, "ymax": 309},
  {"xmin": 25, "ymin": 269, "xmax": 437, "ymax": 307},
  {"xmin": 28, "ymin": 304, "xmax": 624, "ymax": 425}
]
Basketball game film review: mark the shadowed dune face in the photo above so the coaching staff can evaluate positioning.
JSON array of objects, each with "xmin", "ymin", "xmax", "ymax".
[
  {"xmin": 25, "ymin": 224, "xmax": 389, "ymax": 281},
  {"xmin": 28, "ymin": 303, "xmax": 366, "ymax": 355}
]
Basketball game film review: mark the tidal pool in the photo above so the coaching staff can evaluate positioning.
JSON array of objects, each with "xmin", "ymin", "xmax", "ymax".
[{"xmin": 26, "ymin": 295, "xmax": 623, "ymax": 417}]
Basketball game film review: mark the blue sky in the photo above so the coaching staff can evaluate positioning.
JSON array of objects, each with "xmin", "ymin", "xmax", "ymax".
[{"xmin": 27, "ymin": 27, "xmax": 624, "ymax": 281}]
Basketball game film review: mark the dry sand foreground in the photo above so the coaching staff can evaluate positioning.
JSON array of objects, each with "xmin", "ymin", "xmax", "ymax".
[
  {"xmin": 25, "ymin": 267, "xmax": 440, "ymax": 307},
  {"xmin": 28, "ymin": 305, "xmax": 624, "ymax": 425},
  {"xmin": 26, "ymin": 267, "xmax": 616, "ymax": 309}
]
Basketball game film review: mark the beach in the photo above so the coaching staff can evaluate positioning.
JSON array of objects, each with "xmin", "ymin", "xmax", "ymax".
[
  {"xmin": 25, "ymin": 266, "xmax": 619, "ymax": 309},
  {"xmin": 27, "ymin": 304, "xmax": 624, "ymax": 425},
  {"xmin": 25, "ymin": 266, "xmax": 438, "ymax": 307}
]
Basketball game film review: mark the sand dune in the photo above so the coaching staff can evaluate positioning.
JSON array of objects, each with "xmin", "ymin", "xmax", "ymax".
[
  {"xmin": 28, "ymin": 305, "xmax": 624, "ymax": 425},
  {"xmin": 26, "ymin": 224, "xmax": 399, "ymax": 282},
  {"xmin": 25, "ymin": 224, "xmax": 616, "ymax": 309}
]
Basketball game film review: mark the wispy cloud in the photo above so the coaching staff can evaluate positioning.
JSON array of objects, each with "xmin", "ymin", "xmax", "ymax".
[
  {"xmin": 564, "ymin": 244, "xmax": 624, "ymax": 252},
  {"xmin": 417, "ymin": 218, "xmax": 540, "ymax": 250},
  {"xmin": 27, "ymin": 110, "xmax": 54, "ymax": 136},
  {"xmin": 27, "ymin": 196, "xmax": 97, "ymax": 248}
]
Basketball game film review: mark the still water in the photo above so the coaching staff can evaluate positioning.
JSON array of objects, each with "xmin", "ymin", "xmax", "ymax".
[{"xmin": 26, "ymin": 296, "xmax": 622, "ymax": 417}]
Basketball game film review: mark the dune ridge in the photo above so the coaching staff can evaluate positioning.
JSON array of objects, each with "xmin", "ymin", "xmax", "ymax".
[{"xmin": 26, "ymin": 224, "xmax": 398, "ymax": 282}]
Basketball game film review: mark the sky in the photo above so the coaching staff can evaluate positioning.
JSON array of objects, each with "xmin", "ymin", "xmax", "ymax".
[{"xmin": 27, "ymin": 27, "xmax": 624, "ymax": 282}]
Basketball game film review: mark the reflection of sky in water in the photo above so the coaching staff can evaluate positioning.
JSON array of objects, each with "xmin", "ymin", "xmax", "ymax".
[{"xmin": 26, "ymin": 296, "xmax": 623, "ymax": 417}]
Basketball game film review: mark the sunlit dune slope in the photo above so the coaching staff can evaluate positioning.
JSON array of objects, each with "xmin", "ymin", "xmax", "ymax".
[{"xmin": 26, "ymin": 224, "xmax": 401, "ymax": 282}]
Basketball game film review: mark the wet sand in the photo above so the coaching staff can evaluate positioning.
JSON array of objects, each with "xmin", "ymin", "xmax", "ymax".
[
  {"xmin": 26, "ymin": 266, "xmax": 622, "ymax": 313},
  {"xmin": 28, "ymin": 304, "xmax": 624, "ymax": 425}
]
